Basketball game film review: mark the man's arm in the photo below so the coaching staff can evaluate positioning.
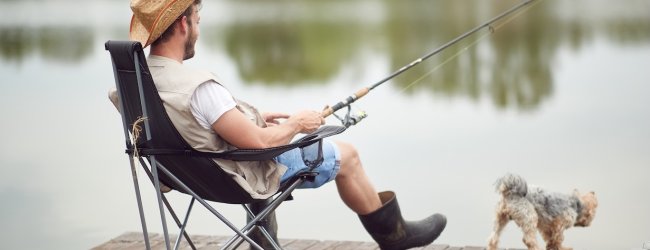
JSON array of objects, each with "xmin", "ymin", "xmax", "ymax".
[{"xmin": 212, "ymin": 108, "xmax": 324, "ymax": 149}]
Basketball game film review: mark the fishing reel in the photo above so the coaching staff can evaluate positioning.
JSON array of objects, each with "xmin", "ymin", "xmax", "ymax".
[{"xmin": 331, "ymin": 105, "xmax": 368, "ymax": 128}]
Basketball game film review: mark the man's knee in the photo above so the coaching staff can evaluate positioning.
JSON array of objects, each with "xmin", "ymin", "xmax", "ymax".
[{"xmin": 334, "ymin": 141, "xmax": 361, "ymax": 174}]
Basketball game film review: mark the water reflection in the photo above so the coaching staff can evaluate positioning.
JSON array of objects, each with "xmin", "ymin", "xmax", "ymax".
[
  {"xmin": 0, "ymin": 26, "xmax": 94, "ymax": 65},
  {"xmin": 219, "ymin": 20, "xmax": 359, "ymax": 85},
  {"xmin": 1, "ymin": 0, "xmax": 649, "ymax": 110},
  {"xmin": 382, "ymin": 0, "xmax": 496, "ymax": 104}
]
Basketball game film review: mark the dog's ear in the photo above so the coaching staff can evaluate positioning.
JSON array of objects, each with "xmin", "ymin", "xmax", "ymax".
[{"xmin": 573, "ymin": 189, "xmax": 580, "ymax": 196}]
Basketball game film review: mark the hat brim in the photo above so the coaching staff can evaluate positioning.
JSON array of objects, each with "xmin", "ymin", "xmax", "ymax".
[
  {"xmin": 129, "ymin": 0, "xmax": 195, "ymax": 48},
  {"xmin": 130, "ymin": 14, "xmax": 151, "ymax": 47}
]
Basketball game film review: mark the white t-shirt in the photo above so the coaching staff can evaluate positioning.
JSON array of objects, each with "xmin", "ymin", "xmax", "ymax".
[{"xmin": 190, "ymin": 81, "xmax": 237, "ymax": 129}]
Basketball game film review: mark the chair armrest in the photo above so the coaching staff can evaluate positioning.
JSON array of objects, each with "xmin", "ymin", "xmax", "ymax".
[
  {"xmin": 219, "ymin": 125, "xmax": 346, "ymax": 161},
  {"xmin": 138, "ymin": 125, "xmax": 346, "ymax": 161}
]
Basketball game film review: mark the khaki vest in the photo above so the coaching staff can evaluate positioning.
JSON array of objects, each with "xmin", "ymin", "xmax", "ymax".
[{"xmin": 109, "ymin": 55, "xmax": 286, "ymax": 199}]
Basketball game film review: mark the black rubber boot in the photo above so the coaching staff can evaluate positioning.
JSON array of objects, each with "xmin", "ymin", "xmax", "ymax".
[
  {"xmin": 359, "ymin": 191, "xmax": 446, "ymax": 250},
  {"xmin": 247, "ymin": 199, "xmax": 279, "ymax": 250}
]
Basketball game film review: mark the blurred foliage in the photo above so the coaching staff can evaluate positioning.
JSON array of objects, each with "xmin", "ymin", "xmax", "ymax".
[
  {"xmin": 221, "ymin": 20, "xmax": 359, "ymax": 85},
  {"xmin": 1, "ymin": 0, "xmax": 649, "ymax": 110},
  {"xmin": 0, "ymin": 27, "xmax": 93, "ymax": 65}
]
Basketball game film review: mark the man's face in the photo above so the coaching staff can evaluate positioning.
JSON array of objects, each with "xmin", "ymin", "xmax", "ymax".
[{"xmin": 183, "ymin": 6, "xmax": 200, "ymax": 60}]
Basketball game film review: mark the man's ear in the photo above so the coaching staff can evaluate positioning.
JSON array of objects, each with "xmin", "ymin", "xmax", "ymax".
[{"xmin": 178, "ymin": 15, "xmax": 189, "ymax": 34}]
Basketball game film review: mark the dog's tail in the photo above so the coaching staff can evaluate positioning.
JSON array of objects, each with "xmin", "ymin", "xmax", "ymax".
[{"xmin": 495, "ymin": 173, "xmax": 528, "ymax": 198}]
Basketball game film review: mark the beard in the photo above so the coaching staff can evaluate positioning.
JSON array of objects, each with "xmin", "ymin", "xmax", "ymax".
[{"xmin": 183, "ymin": 29, "xmax": 198, "ymax": 60}]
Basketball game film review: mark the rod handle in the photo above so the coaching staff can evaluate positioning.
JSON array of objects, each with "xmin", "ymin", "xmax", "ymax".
[
  {"xmin": 321, "ymin": 87, "xmax": 370, "ymax": 118},
  {"xmin": 322, "ymin": 106, "xmax": 334, "ymax": 118},
  {"xmin": 354, "ymin": 87, "xmax": 370, "ymax": 99}
]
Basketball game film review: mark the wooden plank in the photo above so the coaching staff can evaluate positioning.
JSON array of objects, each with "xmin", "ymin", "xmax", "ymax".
[
  {"xmin": 231, "ymin": 236, "xmax": 297, "ymax": 249},
  {"xmin": 329, "ymin": 241, "xmax": 366, "ymax": 250},
  {"xmin": 91, "ymin": 232, "xmax": 156, "ymax": 250},
  {"xmin": 194, "ymin": 235, "xmax": 231, "ymax": 249},
  {"xmin": 93, "ymin": 232, "xmax": 528, "ymax": 250},
  {"xmin": 279, "ymin": 238, "xmax": 297, "ymax": 246},
  {"xmin": 147, "ymin": 234, "xmax": 174, "ymax": 250},
  {"xmin": 283, "ymin": 239, "xmax": 320, "ymax": 249},
  {"xmin": 353, "ymin": 241, "xmax": 380, "ymax": 250},
  {"xmin": 462, "ymin": 246, "xmax": 486, "ymax": 250},
  {"xmin": 421, "ymin": 244, "xmax": 450, "ymax": 250},
  {"xmin": 303, "ymin": 240, "xmax": 343, "ymax": 250},
  {"xmin": 235, "ymin": 239, "xmax": 251, "ymax": 249}
]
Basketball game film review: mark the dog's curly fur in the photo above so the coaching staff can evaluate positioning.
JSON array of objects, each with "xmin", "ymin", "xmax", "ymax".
[{"xmin": 487, "ymin": 174, "xmax": 598, "ymax": 250}]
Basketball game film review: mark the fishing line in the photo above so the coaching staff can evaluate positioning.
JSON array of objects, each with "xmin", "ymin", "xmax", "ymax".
[
  {"xmin": 399, "ymin": 0, "xmax": 544, "ymax": 94},
  {"xmin": 322, "ymin": 0, "xmax": 541, "ymax": 127}
]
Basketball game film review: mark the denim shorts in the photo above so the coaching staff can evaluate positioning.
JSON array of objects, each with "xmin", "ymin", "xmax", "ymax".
[{"xmin": 276, "ymin": 140, "xmax": 341, "ymax": 189}]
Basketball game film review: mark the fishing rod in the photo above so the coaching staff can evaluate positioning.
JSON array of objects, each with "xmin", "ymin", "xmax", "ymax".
[{"xmin": 322, "ymin": 0, "xmax": 536, "ymax": 126}]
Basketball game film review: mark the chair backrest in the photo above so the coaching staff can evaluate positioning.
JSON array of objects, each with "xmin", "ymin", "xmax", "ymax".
[{"xmin": 106, "ymin": 40, "xmax": 256, "ymax": 204}]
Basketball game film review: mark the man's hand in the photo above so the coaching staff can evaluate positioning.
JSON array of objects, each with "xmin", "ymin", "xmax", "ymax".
[
  {"xmin": 262, "ymin": 112, "xmax": 290, "ymax": 127},
  {"xmin": 287, "ymin": 110, "xmax": 325, "ymax": 134}
]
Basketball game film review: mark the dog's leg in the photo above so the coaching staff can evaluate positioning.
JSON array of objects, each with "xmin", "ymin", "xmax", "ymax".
[
  {"xmin": 512, "ymin": 206, "xmax": 541, "ymax": 250},
  {"xmin": 539, "ymin": 226, "xmax": 554, "ymax": 249},
  {"xmin": 520, "ymin": 222, "xmax": 541, "ymax": 250},
  {"xmin": 544, "ymin": 219, "xmax": 572, "ymax": 250},
  {"xmin": 487, "ymin": 207, "xmax": 509, "ymax": 250},
  {"xmin": 545, "ymin": 231, "xmax": 566, "ymax": 250}
]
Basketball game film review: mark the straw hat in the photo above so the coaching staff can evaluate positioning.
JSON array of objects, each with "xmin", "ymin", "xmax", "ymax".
[{"xmin": 129, "ymin": 0, "xmax": 195, "ymax": 48}]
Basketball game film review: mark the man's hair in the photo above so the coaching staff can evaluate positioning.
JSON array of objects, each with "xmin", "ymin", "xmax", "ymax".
[{"xmin": 151, "ymin": 0, "xmax": 202, "ymax": 46}]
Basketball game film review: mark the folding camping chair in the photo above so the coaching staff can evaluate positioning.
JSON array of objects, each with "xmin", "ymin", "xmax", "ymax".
[{"xmin": 105, "ymin": 40, "xmax": 345, "ymax": 250}]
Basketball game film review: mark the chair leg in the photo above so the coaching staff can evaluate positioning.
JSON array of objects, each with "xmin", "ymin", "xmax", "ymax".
[
  {"xmin": 247, "ymin": 199, "xmax": 280, "ymax": 250},
  {"xmin": 139, "ymin": 158, "xmax": 197, "ymax": 250},
  {"xmin": 150, "ymin": 157, "xmax": 172, "ymax": 250},
  {"xmin": 163, "ymin": 195, "xmax": 197, "ymax": 250},
  {"xmin": 128, "ymin": 157, "xmax": 151, "ymax": 250},
  {"xmin": 256, "ymin": 226, "xmax": 281, "ymax": 250},
  {"xmin": 223, "ymin": 178, "xmax": 306, "ymax": 250},
  {"xmin": 152, "ymin": 162, "xmax": 264, "ymax": 250},
  {"xmin": 173, "ymin": 198, "xmax": 195, "ymax": 250},
  {"xmin": 229, "ymin": 203, "xmax": 280, "ymax": 250}
]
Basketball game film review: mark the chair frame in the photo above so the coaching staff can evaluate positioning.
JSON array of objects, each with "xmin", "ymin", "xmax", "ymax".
[{"xmin": 106, "ymin": 40, "xmax": 344, "ymax": 250}]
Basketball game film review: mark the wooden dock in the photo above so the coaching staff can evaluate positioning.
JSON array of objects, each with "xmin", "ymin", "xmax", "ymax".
[{"xmin": 93, "ymin": 232, "xmax": 525, "ymax": 250}]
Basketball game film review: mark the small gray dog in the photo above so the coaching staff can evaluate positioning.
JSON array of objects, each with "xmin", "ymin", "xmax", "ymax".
[{"xmin": 487, "ymin": 174, "xmax": 598, "ymax": 250}]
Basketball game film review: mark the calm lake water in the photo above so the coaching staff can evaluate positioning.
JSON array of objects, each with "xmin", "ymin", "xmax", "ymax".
[{"xmin": 1, "ymin": 0, "xmax": 649, "ymax": 249}]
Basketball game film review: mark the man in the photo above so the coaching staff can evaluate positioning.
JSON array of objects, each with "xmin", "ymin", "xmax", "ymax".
[{"xmin": 118, "ymin": 0, "xmax": 446, "ymax": 249}]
